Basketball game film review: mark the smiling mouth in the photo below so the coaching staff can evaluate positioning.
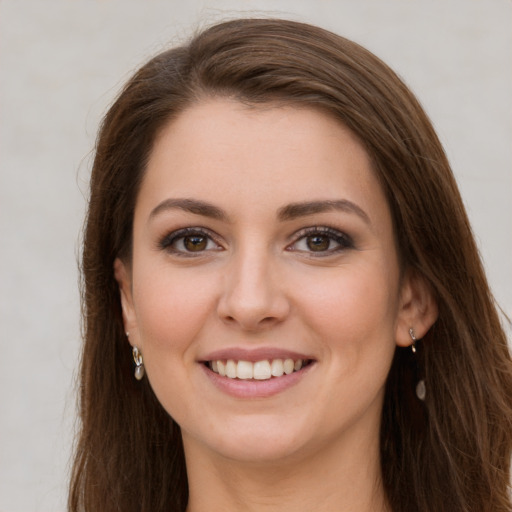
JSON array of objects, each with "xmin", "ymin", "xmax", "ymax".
[{"xmin": 205, "ymin": 358, "xmax": 314, "ymax": 381}]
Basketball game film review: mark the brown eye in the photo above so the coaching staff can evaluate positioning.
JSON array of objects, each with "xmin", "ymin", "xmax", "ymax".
[
  {"xmin": 184, "ymin": 235, "xmax": 208, "ymax": 251},
  {"xmin": 287, "ymin": 227, "xmax": 353, "ymax": 256},
  {"xmin": 306, "ymin": 235, "xmax": 330, "ymax": 251},
  {"xmin": 159, "ymin": 228, "xmax": 221, "ymax": 255}
]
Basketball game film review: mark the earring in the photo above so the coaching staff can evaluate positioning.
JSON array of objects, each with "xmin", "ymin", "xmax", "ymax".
[
  {"xmin": 409, "ymin": 328, "xmax": 426, "ymax": 401},
  {"xmin": 132, "ymin": 346, "xmax": 145, "ymax": 380},
  {"xmin": 409, "ymin": 327, "xmax": 418, "ymax": 353}
]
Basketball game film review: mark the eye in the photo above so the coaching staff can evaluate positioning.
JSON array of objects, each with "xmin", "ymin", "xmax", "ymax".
[
  {"xmin": 159, "ymin": 228, "xmax": 222, "ymax": 255},
  {"xmin": 288, "ymin": 227, "xmax": 353, "ymax": 255}
]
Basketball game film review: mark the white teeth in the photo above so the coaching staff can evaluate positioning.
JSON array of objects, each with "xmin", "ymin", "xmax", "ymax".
[
  {"xmin": 236, "ymin": 360, "xmax": 253, "ymax": 380},
  {"xmin": 225, "ymin": 359, "xmax": 237, "ymax": 379},
  {"xmin": 270, "ymin": 359, "xmax": 284, "ymax": 377},
  {"xmin": 283, "ymin": 358, "xmax": 294, "ymax": 375},
  {"xmin": 253, "ymin": 360, "xmax": 271, "ymax": 380},
  {"xmin": 209, "ymin": 358, "xmax": 309, "ymax": 380}
]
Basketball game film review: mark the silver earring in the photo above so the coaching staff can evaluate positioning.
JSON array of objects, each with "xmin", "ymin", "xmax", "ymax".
[
  {"xmin": 409, "ymin": 328, "xmax": 426, "ymax": 401},
  {"xmin": 132, "ymin": 346, "xmax": 145, "ymax": 380},
  {"xmin": 409, "ymin": 328, "xmax": 417, "ymax": 353}
]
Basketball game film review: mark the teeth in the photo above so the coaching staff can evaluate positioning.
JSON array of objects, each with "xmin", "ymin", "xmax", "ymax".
[
  {"xmin": 283, "ymin": 358, "xmax": 294, "ymax": 375},
  {"xmin": 225, "ymin": 359, "xmax": 237, "ymax": 379},
  {"xmin": 209, "ymin": 358, "xmax": 309, "ymax": 380},
  {"xmin": 271, "ymin": 359, "xmax": 284, "ymax": 377},
  {"xmin": 237, "ymin": 360, "xmax": 253, "ymax": 380},
  {"xmin": 253, "ymin": 360, "xmax": 271, "ymax": 380}
]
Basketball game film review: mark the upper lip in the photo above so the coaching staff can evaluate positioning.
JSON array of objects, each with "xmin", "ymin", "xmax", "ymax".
[{"xmin": 200, "ymin": 347, "xmax": 315, "ymax": 363}]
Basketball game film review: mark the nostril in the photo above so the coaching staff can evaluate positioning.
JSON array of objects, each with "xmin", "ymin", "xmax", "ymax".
[{"xmin": 217, "ymin": 286, "xmax": 290, "ymax": 330}]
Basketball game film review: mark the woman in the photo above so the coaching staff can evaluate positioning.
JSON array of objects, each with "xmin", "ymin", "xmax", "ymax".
[{"xmin": 70, "ymin": 18, "xmax": 512, "ymax": 512}]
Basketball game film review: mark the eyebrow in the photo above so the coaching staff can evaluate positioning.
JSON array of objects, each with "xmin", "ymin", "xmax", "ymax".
[
  {"xmin": 149, "ymin": 198, "xmax": 228, "ymax": 221},
  {"xmin": 277, "ymin": 199, "xmax": 371, "ymax": 225},
  {"xmin": 149, "ymin": 197, "xmax": 371, "ymax": 226}
]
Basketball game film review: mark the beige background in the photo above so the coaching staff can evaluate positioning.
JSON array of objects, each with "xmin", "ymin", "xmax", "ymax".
[{"xmin": 0, "ymin": 1, "xmax": 510, "ymax": 510}]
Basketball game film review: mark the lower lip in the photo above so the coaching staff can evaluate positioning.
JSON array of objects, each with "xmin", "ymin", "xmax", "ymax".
[{"xmin": 200, "ymin": 362, "xmax": 316, "ymax": 399}]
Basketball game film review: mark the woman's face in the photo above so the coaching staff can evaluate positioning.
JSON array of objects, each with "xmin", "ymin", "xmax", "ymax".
[{"xmin": 117, "ymin": 99, "xmax": 414, "ymax": 464}]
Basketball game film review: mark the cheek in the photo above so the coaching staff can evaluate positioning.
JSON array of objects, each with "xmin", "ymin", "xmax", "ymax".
[
  {"xmin": 132, "ymin": 263, "xmax": 219, "ymax": 356},
  {"xmin": 296, "ymin": 262, "xmax": 400, "ymax": 363},
  {"xmin": 130, "ymin": 266, "xmax": 220, "ymax": 421},
  {"xmin": 302, "ymin": 261, "xmax": 398, "ymax": 321}
]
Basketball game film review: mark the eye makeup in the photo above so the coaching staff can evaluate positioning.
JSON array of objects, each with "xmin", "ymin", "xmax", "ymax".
[
  {"xmin": 156, "ymin": 223, "xmax": 355, "ymax": 260},
  {"xmin": 157, "ymin": 227, "xmax": 223, "ymax": 257},
  {"xmin": 287, "ymin": 226, "xmax": 355, "ymax": 256}
]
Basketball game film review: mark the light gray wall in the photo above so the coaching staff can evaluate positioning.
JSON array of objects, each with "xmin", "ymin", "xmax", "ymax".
[{"xmin": 1, "ymin": 1, "xmax": 510, "ymax": 510}]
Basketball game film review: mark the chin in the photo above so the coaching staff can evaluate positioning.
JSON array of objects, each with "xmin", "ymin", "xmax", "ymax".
[
  {"xmin": 215, "ymin": 437, "xmax": 304, "ymax": 464},
  {"xmin": 183, "ymin": 415, "xmax": 311, "ymax": 464}
]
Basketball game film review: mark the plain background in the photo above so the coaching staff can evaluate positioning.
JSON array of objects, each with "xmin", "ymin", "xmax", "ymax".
[{"xmin": 0, "ymin": 1, "xmax": 510, "ymax": 510}]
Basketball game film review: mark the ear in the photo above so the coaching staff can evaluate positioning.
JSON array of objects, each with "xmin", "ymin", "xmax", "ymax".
[
  {"xmin": 114, "ymin": 257, "xmax": 138, "ymax": 347},
  {"xmin": 395, "ymin": 269, "xmax": 438, "ymax": 347}
]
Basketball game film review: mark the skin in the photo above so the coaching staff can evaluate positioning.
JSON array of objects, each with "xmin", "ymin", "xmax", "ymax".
[{"xmin": 115, "ymin": 99, "xmax": 437, "ymax": 512}]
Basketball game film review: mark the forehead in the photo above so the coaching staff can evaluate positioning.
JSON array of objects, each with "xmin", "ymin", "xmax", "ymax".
[{"xmin": 137, "ymin": 99, "xmax": 390, "ymax": 228}]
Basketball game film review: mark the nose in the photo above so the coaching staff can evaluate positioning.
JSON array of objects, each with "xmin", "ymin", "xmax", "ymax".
[{"xmin": 217, "ymin": 248, "xmax": 290, "ymax": 332}]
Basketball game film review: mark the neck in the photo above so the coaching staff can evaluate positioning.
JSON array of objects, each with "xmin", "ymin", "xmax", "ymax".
[{"xmin": 184, "ymin": 427, "xmax": 389, "ymax": 512}]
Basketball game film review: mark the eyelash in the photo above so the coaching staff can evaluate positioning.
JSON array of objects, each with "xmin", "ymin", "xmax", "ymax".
[
  {"xmin": 158, "ymin": 226, "xmax": 354, "ymax": 257},
  {"xmin": 158, "ymin": 227, "xmax": 223, "ymax": 257},
  {"xmin": 287, "ymin": 226, "xmax": 354, "ymax": 256}
]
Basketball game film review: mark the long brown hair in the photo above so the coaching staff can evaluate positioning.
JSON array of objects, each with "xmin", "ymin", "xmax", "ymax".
[{"xmin": 70, "ymin": 18, "xmax": 512, "ymax": 512}]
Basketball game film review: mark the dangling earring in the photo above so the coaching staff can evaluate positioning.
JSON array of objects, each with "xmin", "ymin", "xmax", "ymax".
[
  {"xmin": 409, "ymin": 328, "xmax": 426, "ymax": 401},
  {"xmin": 132, "ymin": 346, "xmax": 145, "ymax": 381}
]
